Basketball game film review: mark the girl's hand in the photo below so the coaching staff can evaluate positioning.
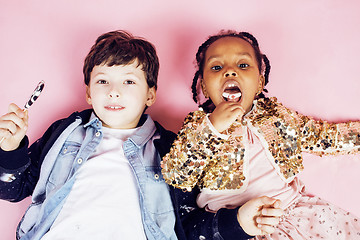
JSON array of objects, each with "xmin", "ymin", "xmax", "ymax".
[
  {"xmin": 0, "ymin": 103, "xmax": 28, "ymax": 151},
  {"xmin": 209, "ymin": 102, "xmax": 245, "ymax": 132},
  {"xmin": 237, "ymin": 196, "xmax": 283, "ymax": 236}
]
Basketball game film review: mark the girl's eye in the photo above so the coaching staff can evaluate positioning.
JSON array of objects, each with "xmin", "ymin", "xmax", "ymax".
[
  {"xmin": 238, "ymin": 63, "xmax": 249, "ymax": 68},
  {"xmin": 97, "ymin": 80, "xmax": 108, "ymax": 84},
  {"xmin": 124, "ymin": 80, "xmax": 135, "ymax": 85},
  {"xmin": 211, "ymin": 65, "xmax": 223, "ymax": 71}
]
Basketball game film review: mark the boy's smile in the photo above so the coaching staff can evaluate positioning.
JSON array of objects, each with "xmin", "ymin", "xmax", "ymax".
[
  {"xmin": 202, "ymin": 37, "xmax": 264, "ymax": 114},
  {"xmin": 86, "ymin": 60, "xmax": 156, "ymax": 129}
]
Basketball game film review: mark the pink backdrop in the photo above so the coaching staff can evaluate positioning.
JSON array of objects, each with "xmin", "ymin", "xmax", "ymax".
[{"xmin": 1, "ymin": 1, "xmax": 360, "ymax": 239}]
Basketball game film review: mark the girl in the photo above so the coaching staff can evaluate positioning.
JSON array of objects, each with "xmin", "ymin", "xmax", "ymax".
[{"xmin": 161, "ymin": 30, "xmax": 360, "ymax": 239}]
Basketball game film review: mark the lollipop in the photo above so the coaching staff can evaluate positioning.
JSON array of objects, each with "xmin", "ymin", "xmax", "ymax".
[
  {"xmin": 24, "ymin": 80, "xmax": 45, "ymax": 109},
  {"xmin": 0, "ymin": 81, "xmax": 45, "ymax": 145}
]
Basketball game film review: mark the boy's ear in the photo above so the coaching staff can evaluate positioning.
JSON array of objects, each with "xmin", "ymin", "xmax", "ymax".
[
  {"xmin": 85, "ymin": 86, "xmax": 92, "ymax": 105},
  {"xmin": 145, "ymin": 87, "xmax": 156, "ymax": 107}
]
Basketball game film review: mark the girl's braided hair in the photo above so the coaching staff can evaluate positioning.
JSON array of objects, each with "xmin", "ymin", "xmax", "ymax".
[{"xmin": 191, "ymin": 30, "xmax": 271, "ymax": 112}]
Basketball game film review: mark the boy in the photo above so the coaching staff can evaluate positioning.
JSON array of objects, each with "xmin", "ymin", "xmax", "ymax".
[
  {"xmin": 0, "ymin": 30, "xmax": 282, "ymax": 240},
  {"xmin": 0, "ymin": 30, "xmax": 182, "ymax": 240}
]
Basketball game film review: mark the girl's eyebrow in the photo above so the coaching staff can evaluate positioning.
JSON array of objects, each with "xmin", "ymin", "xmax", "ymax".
[{"xmin": 206, "ymin": 52, "xmax": 253, "ymax": 62}]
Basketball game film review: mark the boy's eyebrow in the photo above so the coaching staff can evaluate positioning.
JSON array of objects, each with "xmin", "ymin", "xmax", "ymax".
[
  {"xmin": 207, "ymin": 52, "xmax": 253, "ymax": 62},
  {"xmin": 92, "ymin": 71, "xmax": 137, "ymax": 76}
]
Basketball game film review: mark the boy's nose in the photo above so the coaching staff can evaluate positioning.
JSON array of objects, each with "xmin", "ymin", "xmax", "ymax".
[
  {"xmin": 109, "ymin": 93, "xmax": 120, "ymax": 98},
  {"xmin": 109, "ymin": 88, "xmax": 120, "ymax": 98}
]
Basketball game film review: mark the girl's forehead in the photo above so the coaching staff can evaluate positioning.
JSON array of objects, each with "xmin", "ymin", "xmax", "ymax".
[{"xmin": 205, "ymin": 37, "xmax": 255, "ymax": 59}]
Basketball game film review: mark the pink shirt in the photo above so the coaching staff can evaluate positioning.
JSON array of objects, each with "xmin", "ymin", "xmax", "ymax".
[{"xmin": 197, "ymin": 126, "xmax": 304, "ymax": 212}]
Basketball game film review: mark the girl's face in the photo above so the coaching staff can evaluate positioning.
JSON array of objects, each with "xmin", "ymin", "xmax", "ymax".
[{"xmin": 202, "ymin": 37, "xmax": 264, "ymax": 114}]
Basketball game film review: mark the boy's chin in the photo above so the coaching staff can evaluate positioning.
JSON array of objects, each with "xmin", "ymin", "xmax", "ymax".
[{"xmin": 102, "ymin": 120, "xmax": 139, "ymax": 129}]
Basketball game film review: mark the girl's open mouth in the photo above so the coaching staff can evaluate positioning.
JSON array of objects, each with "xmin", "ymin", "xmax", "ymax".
[{"xmin": 222, "ymin": 84, "xmax": 242, "ymax": 102}]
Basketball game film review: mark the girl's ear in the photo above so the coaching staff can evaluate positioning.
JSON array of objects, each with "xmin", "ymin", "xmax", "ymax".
[
  {"xmin": 145, "ymin": 87, "xmax": 156, "ymax": 107},
  {"xmin": 257, "ymin": 75, "xmax": 265, "ymax": 95},
  {"xmin": 85, "ymin": 86, "xmax": 92, "ymax": 105},
  {"xmin": 201, "ymin": 80, "xmax": 209, "ymax": 98}
]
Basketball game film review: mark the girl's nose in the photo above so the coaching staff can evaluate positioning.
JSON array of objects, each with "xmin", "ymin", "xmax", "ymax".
[{"xmin": 224, "ymin": 70, "xmax": 237, "ymax": 78}]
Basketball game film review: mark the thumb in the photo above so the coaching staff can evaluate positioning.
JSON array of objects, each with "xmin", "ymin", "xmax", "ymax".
[
  {"xmin": 237, "ymin": 105, "xmax": 245, "ymax": 119},
  {"xmin": 259, "ymin": 196, "xmax": 279, "ymax": 206}
]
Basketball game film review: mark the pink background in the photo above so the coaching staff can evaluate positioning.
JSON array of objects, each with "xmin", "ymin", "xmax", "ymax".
[{"xmin": 1, "ymin": 0, "xmax": 360, "ymax": 239}]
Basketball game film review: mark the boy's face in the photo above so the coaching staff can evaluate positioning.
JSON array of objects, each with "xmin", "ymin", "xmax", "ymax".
[{"xmin": 86, "ymin": 60, "xmax": 156, "ymax": 129}]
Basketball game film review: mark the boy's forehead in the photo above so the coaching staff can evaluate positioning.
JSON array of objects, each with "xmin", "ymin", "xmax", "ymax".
[
  {"xmin": 101, "ymin": 58, "xmax": 143, "ymax": 68},
  {"xmin": 94, "ymin": 60, "xmax": 143, "ymax": 72},
  {"xmin": 90, "ymin": 61, "xmax": 146, "ymax": 79}
]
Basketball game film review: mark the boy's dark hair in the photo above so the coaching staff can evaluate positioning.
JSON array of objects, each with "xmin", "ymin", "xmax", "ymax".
[
  {"xmin": 191, "ymin": 30, "xmax": 271, "ymax": 112},
  {"xmin": 83, "ymin": 30, "xmax": 159, "ymax": 89}
]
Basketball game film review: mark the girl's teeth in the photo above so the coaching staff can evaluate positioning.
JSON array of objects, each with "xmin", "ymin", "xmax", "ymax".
[{"xmin": 222, "ymin": 92, "xmax": 242, "ymax": 100}]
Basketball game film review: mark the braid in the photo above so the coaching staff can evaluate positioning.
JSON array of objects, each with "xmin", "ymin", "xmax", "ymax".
[
  {"xmin": 199, "ymin": 99, "xmax": 214, "ymax": 112},
  {"xmin": 262, "ymin": 54, "xmax": 271, "ymax": 89},
  {"xmin": 240, "ymin": 31, "xmax": 259, "ymax": 47},
  {"xmin": 191, "ymin": 30, "xmax": 271, "ymax": 111},
  {"xmin": 191, "ymin": 71, "xmax": 201, "ymax": 103}
]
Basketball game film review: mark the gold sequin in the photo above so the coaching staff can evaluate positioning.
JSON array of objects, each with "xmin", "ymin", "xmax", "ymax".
[{"xmin": 161, "ymin": 97, "xmax": 360, "ymax": 191}]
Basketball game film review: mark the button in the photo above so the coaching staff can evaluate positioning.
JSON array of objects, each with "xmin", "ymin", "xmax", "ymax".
[
  {"xmin": 95, "ymin": 132, "xmax": 101, "ymax": 137},
  {"xmin": 154, "ymin": 174, "xmax": 159, "ymax": 180},
  {"xmin": 77, "ymin": 158, "xmax": 83, "ymax": 164}
]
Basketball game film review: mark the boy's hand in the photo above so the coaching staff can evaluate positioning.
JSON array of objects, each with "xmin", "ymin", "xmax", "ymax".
[
  {"xmin": 209, "ymin": 102, "xmax": 245, "ymax": 132},
  {"xmin": 237, "ymin": 196, "xmax": 283, "ymax": 236},
  {"xmin": 0, "ymin": 103, "xmax": 28, "ymax": 151}
]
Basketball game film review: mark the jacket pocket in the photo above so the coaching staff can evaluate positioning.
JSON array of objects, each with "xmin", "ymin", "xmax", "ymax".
[
  {"xmin": 144, "ymin": 166, "xmax": 174, "ymax": 214},
  {"xmin": 47, "ymin": 142, "xmax": 81, "ymax": 192}
]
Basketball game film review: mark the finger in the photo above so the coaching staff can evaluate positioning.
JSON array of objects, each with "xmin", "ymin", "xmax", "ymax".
[
  {"xmin": 256, "ymin": 216, "xmax": 280, "ymax": 226},
  {"xmin": 262, "ymin": 207, "xmax": 284, "ymax": 217},
  {"xmin": 257, "ymin": 223, "xmax": 276, "ymax": 235},
  {"xmin": 0, "ymin": 113, "xmax": 27, "ymax": 131},
  {"xmin": 0, "ymin": 128, "xmax": 13, "ymax": 140},
  {"xmin": 8, "ymin": 103, "xmax": 25, "ymax": 117},
  {"xmin": 258, "ymin": 196, "xmax": 282, "ymax": 207},
  {"xmin": 273, "ymin": 199, "xmax": 281, "ymax": 208},
  {"xmin": 223, "ymin": 103, "xmax": 245, "ymax": 115},
  {"xmin": 0, "ymin": 120, "xmax": 18, "ymax": 135}
]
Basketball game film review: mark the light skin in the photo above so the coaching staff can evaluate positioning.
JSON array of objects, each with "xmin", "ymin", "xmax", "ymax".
[
  {"xmin": 237, "ymin": 196, "xmax": 283, "ymax": 235},
  {"xmin": 0, "ymin": 60, "xmax": 156, "ymax": 151},
  {"xmin": 86, "ymin": 60, "xmax": 156, "ymax": 129},
  {"xmin": 0, "ymin": 104, "xmax": 28, "ymax": 151},
  {"xmin": 201, "ymin": 37, "xmax": 283, "ymax": 235}
]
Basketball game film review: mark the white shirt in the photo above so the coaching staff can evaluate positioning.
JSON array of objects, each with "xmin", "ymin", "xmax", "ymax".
[{"xmin": 41, "ymin": 126, "xmax": 146, "ymax": 240}]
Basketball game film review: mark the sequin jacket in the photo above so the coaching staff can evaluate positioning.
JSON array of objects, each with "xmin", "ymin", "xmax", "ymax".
[{"xmin": 161, "ymin": 97, "xmax": 360, "ymax": 191}]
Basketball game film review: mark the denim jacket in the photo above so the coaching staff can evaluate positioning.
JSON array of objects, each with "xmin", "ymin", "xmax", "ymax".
[
  {"xmin": 0, "ymin": 109, "xmax": 184, "ymax": 240},
  {"xmin": 0, "ymin": 109, "xmax": 250, "ymax": 240}
]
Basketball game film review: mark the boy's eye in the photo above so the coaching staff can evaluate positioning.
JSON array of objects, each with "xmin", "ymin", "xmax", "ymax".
[
  {"xmin": 238, "ymin": 63, "xmax": 249, "ymax": 68},
  {"xmin": 97, "ymin": 80, "xmax": 108, "ymax": 84},
  {"xmin": 124, "ymin": 80, "xmax": 135, "ymax": 85},
  {"xmin": 211, "ymin": 65, "xmax": 223, "ymax": 71}
]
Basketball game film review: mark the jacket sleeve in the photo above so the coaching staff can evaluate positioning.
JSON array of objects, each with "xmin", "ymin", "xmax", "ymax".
[
  {"xmin": 0, "ymin": 119, "xmax": 64, "ymax": 202},
  {"xmin": 161, "ymin": 111, "xmax": 229, "ymax": 191},
  {"xmin": 174, "ymin": 186, "xmax": 252, "ymax": 240},
  {"xmin": 295, "ymin": 111, "xmax": 360, "ymax": 156}
]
